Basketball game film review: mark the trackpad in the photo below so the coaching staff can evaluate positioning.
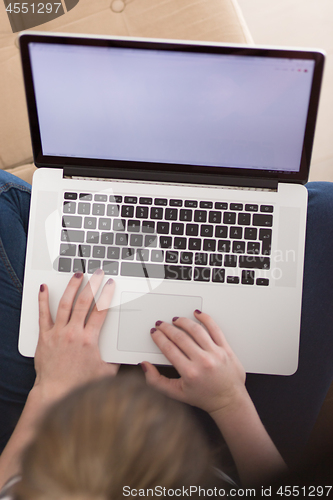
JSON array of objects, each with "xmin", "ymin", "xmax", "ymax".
[{"xmin": 117, "ymin": 292, "xmax": 202, "ymax": 353}]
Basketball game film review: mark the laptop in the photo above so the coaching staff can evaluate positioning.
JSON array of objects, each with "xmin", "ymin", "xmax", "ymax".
[{"xmin": 18, "ymin": 32, "xmax": 325, "ymax": 375}]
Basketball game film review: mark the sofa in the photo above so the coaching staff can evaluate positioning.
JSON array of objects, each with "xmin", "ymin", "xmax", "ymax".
[{"xmin": 0, "ymin": 0, "xmax": 253, "ymax": 185}]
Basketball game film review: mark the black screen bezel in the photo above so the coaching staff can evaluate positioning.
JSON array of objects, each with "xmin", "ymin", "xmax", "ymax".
[{"xmin": 19, "ymin": 32, "xmax": 325, "ymax": 186}]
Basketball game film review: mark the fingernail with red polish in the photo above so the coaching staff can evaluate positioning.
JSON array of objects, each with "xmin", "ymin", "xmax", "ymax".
[
  {"xmin": 194, "ymin": 309, "xmax": 202, "ymax": 314},
  {"xmin": 40, "ymin": 284, "xmax": 45, "ymax": 292},
  {"xmin": 172, "ymin": 316, "xmax": 179, "ymax": 322},
  {"xmin": 74, "ymin": 272, "xmax": 83, "ymax": 279},
  {"xmin": 150, "ymin": 328, "xmax": 156, "ymax": 334},
  {"xmin": 155, "ymin": 320, "xmax": 162, "ymax": 327},
  {"xmin": 140, "ymin": 362, "xmax": 147, "ymax": 373},
  {"xmin": 106, "ymin": 278, "xmax": 114, "ymax": 285}
]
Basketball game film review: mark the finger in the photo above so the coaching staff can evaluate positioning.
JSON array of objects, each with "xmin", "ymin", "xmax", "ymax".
[
  {"xmin": 171, "ymin": 316, "xmax": 215, "ymax": 352},
  {"xmin": 194, "ymin": 310, "xmax": 229, "ymax": 348},
  {"xmin": 150, "ymin": 327, "xmax": 191, "ymax": 374},
  {"xmin": 156, "ymin": 320, "xmax": 204, "ymax": 360},
  {"xmin": 70, "ymin": 269, "xmax": 104, "ymax": 325},
  {"xmin": 38, "ymin": 283, "xmax": 53, "ymax": 334},
  {"xmin": 55, "ymin": 272, "xmax": 84, "ymax": 327},
  {"xmin": 85, "ymin": 278, "xmax": 115, "ymax": 337},
  {"xmin": 141, "ymin": 361, "xmax": 185, "ymax": 402}
]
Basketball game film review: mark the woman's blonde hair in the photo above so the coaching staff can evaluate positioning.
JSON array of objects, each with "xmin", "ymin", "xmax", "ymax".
[{"xmin": 14, "ymin": 373, "xmax": 213, "ymax": 500}]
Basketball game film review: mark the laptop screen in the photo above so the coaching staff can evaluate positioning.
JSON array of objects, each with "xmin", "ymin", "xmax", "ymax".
[{"xmin": 20, "ymin": 35, "xmax": 324, "ymax": 184}]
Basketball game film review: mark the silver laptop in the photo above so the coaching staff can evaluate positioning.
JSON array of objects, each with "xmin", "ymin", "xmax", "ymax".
[{"xmin": 18, "ymin": 32, "xmax": 325, "ymax": 375}]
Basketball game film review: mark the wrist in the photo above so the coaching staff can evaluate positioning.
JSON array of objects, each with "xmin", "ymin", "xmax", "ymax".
[{"xmin": 208, "ymin": 385, "xmax": 252, "ymax": 422}]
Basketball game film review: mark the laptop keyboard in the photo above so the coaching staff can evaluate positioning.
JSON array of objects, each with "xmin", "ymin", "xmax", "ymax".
[{"xmin": 59, "ymin": 192, "xmax": 273, "ymax": 286}]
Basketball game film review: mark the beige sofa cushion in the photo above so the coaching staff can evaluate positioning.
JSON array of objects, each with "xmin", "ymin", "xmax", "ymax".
[{"xmin": 0, "ymin": 0, "xmax": 252, "ymax": 183}]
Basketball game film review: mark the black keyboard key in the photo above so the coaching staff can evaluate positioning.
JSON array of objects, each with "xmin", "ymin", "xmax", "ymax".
[
  {"xmin": 210, "ymin": 254, "xmax": 223, "ymax": 266},
  {"xmin": 130, "ymin": 234, "xmax": 143, "ymax": 247},
  {"xmin": 203, "ymin": 239, "xmax": 216, "ymax": 252},
  {"xmin": 171, "ymin": 223, "xmax": 184, "ymax": 235},
  {"xmin": 61, "ymin": 230, "xmax": 84, "ymax": 243},
  {"xmin": 63, "ymin": 201, "xmax": 76, "ymax": 214},
  {"xmin": 113, "ymin": 219, "xmax": 125, "ymax": 232},
  {"xmin": 160, "ymin": 236, "xmax": 172, "ymax": 249},
  {"xmin": 145, "ymin": 235, "xmax": 157, "ymax": 248},
  {"xmin": 165, "ymin": 265, "xmax": 192, "ymax": 281},
  {"xmin": 188, "ymin": 238, "xmax": 201, "ymax": 251},
  {"xmin": 151, "ymin": 207, "xmax": 164, "ymax": 220},
  {"xmin": 245, "ymin": 204, "xmax": 258, "ymax": 212},
  {"xmin": 185, "ymin": 200, "xmax": 197, "ymax": 208},
  {"xmin": 88, "ymin": 260, "xmax": 101, "ymax": 274},
  {"xmin": 200, "ymin": 201, "xmax": 213, "ymax": 209},
  {"xmin": 101, "ymin": 233, "xmax": 114, "ymax": 245},
  {"xmin": 186, "ymin": 224, "xmax": 199, "ymax": 237},
  {"xmin": 107, "ymin": 247, "xmax": 120, "ymax": 260},
  {"xmin": 244, "ymin": 227, "xmax": 257, "ymax": 240},
  {"xmin": 230, "ymin": 203, "xmax": 243, "ymax": 211},
  {"xmin": 94, "ymin": 194, "xmax": 107, "ymax": 202},
  {"xmin": 194, "ymin": 267, "xmax": 211, "ymax": 282},
  {"xmin": 174, "ymin": 237, "xmax": 187, "ymax": 249},
  {"xmin": 60, "ymin": 244, "xmax": 76, "ymax": 257},
  {"xmin": 64, "ymin": 192, "xmax": 77, "ymax": 200},
  {"xmin": 247, "ymin": 242, "xmax": 260, "ymax": 255},
  {"xmin": 215, "ymin": 202, "xmax": 228, "ymax": 210},
  {"xmin": 84, "ymin": 217, "xmax": 97, "ymax": 230},
  {"xmin": 77, "ymin": 203, "xmax": 90, "ymax": 215},
  {"xmin": 142, "ymin": 221, "xmax": 155, "ymax": 233},
  {"xmin": 195, "ymin": 253, "xmax": 208, "ymax": 265},
  {"xmin": 259, "ymin": 229, "xmax": 272, "ymax": 256},
  {"xmin": 238, "ymin": 213, "xmax": 251, "ymax": 225},
  {"xmin": 122, "ymin": 248, "xmax": 135, "ymax": 260},
  {"xmin": 58, "ymin": 257, "xmax": 72, "ymax": 272},
  {"xmin": 194, "ymin": 210, "xmax": 207, "ymax": 223},
  {"xmin": 92, "ymin": 204, "xmax": 105, "ymax": 216},
  {"xmin": 121, "ymin": 205, "xmax": 134, "ymax": 218},
  {"xmin": 232, "ymin": 241, "xmax": 245, "ymax": 254},
  {"xmin": 260, "ymin": 205, "xmax": 274, "ymax": 213},
  {"xmin": 99, "ymin": 219, "xmax": 111, "ymax": 231},
  {"xmin": 107, "ymin": 204, "xmax": 120, "ymax": 217},
  {"xmin": 212, "ymin": 268, "xmax": 225, "ymax": 283},
  {"xmin": 124, "ymin": 196, "xmax": 137, "ymax": 204},
  {"xmin": 157, "ymin": 222, "xmax": 170, "ymax": 234},
  {"xmin": 114, "ymin": 196, "xmax": 123, "ymax": 203},
  {"xmin": 78, "ymin": 245, "xmax": 91, "ymax": 258},
  {"xmin": 121, "ymin": 262, "xmax": 165, "ymax": 279},
  {"xmin": 136, "ymin": 206, "xmax": 149, "ymax": 219},
  {"xmin": 242, "ymin": 270, "xmax": 255, "ymax": 285},
  {"xmin": 127, "ymin": 220, "xmax": 140, "ymax": 232},
  {"xmin": 73, "ymin": 259, "xmax": 85, "ymax": 273},
  {"xmin": 180, "ymin": 209, "xmax": 192, "ymax": 221},
  {"xmin": 253, "ymin": 214, "xmax": 273, "ymax": 227},
  {"xmin": 103, "ymin": 261, "xmax": 119, "ymax": 275},
  {"xmin": 80, "ymin": 193, "xmax": 92, "ymax": 201},
  {"xmin": 136, "ymin": 249, "xmax": 149, "ymax": 262},
  {"xmin": 200, "ymin": 225, "xmax": 214, "ymax": 237},
  {"xmin": 227, "ymin": 276, "xmax": 239, "ymax": 284},
  {"xmin": 239, "ymin": 256, "xmax": 270, "ymax": 270},
  {"xmin": 139, "ymin": 197, "xmax": 152, "ymax": 205},
  {"xmin": 166, "ymin": 251, "xmax": 178, "ymax": 263},
  {"xmin": 151, "ymin": 250, "xmax": 164, "ymax": 262},
  {"xmin": 86, "ymin": 232, "xmax": 99, "ymax": 244},
  {"xmin": 230, "ymin": 226, "xmax": 243, "ymax": 239},
  {"xmin": 170, "ymin": 199, "xmax": 182, "ymax": 206},
  {"xmin": 224, "ymin": 254, "xmax": 237, "ymax": 267},
  {"xmin": 93, "ymin": 246, "xmax": 106, "ymax": 259},
  {"xmin": 218, "ymin": 240, "xmax": 231, "ymax": 253},
  {"xmin": 180, "ymin": 252, "xmax": 193, "ymax": 264},
  {"xmin": 223, "ymin": 212, "xmax": 236, "ymax": 224},
  {"xmin": 165, "ymin": 208, "xmax": 178, "ymax": 220},
  {"xmin": 209, "ymin": 211, "xmax": 222, "ymax": 224},
  {"xmin": 62, "ymin": 216, "xmax": 82, "ymax": 228},
  {"xmin": 215, "ymin": 226, "xmax": 228, "ymax": 238},
  {"xmin": 115, "ymin": 233, "xmax": 128, "ymax": 246},
  {"xmin": 155, "ymin": 198, "xmax": 168, "ymax": 206},
  {"xmin": 256, "ymin": 278, "xmax": 269, "ymax": 286}
]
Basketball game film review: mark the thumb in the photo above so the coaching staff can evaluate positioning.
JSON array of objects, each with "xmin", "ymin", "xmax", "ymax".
[{"xmin": 141, "ymin": 362, "xmax": 185, "ymax": 402}]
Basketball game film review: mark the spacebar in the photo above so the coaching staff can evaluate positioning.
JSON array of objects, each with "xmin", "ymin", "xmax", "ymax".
[{"xmin": 120, "ymin": 262, "xmax": 192, "ymax": 280}]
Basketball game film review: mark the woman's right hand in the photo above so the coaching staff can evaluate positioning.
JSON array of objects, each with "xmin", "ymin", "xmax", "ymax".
[{"xmin": 142, "ymin": 310, "xmax": 248, "ymax": 417}]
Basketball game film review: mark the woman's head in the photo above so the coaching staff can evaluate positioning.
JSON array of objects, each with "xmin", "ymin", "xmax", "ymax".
[{"xmin": 15, "ymin": 373, "xmax": 213, "ymax": 500}]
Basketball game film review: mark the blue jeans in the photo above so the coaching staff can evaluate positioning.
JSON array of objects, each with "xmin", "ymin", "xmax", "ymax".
[{"xmin": 0, "ymin": 170, "xmax": 333, "ymax": 466}]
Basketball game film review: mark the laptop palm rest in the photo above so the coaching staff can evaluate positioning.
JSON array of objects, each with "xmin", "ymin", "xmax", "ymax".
[{"xmin": 117, "ymin": 292, "xmax": 202, "ymax": 354}]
